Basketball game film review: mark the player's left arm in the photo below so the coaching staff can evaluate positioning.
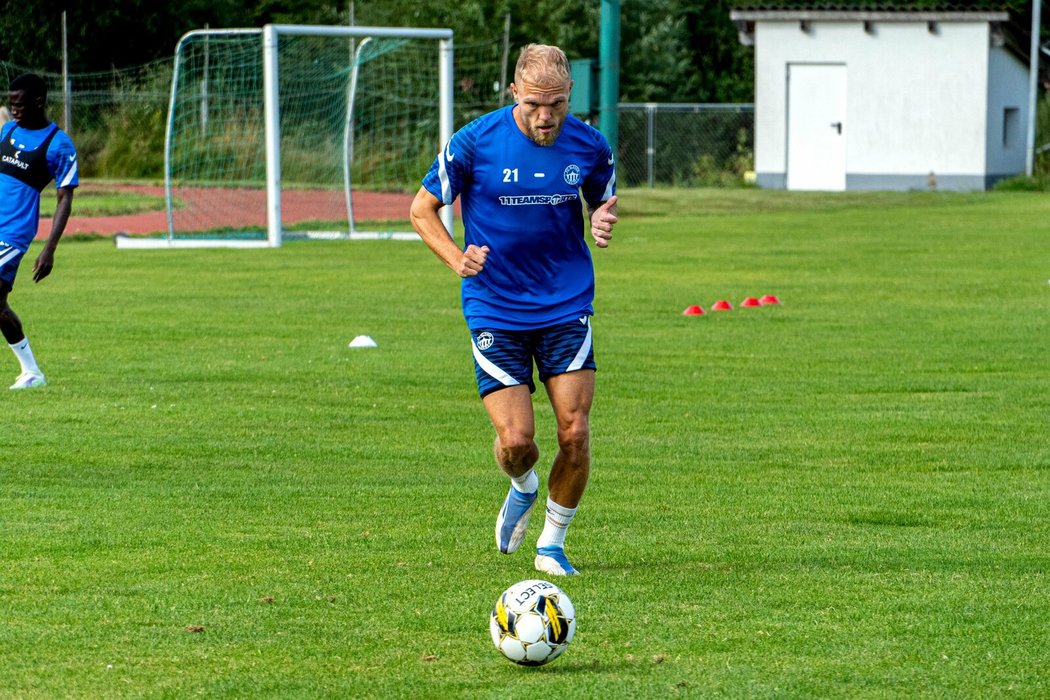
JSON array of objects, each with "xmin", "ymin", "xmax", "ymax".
[
  {"xmin": 34, "ymin": 136, "xmax": 79, "ymax": 283},
  {"xmin": 583, "ymin": 137, "xmax": 618, "ymax": 249},
  {"xmin": 33, "ymin": 186, "xmax": 74, "ymax": 283}
]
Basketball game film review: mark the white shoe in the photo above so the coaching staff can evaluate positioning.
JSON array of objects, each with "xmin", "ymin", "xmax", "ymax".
[
  {"xmin": 535, "ymin": 546, "xmax": 580, "ymax": 576},
  {"xmin": 10, "ymin": 371, "xmax": 46, "ymax": 390}
]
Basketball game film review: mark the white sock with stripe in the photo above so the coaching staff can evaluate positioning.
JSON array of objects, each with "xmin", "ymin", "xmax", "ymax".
[
  {"xmin": 9, "ymin": 337, "xmax": 41, "ymax": 375},
  {"xmin": 536, "ymin": 498, "xmax": 577, "ymax": 549},
  {"xmin": 510, "ymin": 468, "xmax": 538, "ymax": 494}
]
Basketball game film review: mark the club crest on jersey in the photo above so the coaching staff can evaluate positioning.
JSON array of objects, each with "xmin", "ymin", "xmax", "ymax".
[
  {"xmin": 563, "ymin": 164, "xmax": 581, "ymax": 186},
  {"xmin": 476, "ymin": 332, "xmax": 495, "ymax": 351}
]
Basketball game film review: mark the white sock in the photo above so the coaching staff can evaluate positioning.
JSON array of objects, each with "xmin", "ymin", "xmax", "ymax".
[
  {"xmin": 536, "ymin": 497, "xmax": 577, "ymax": 549},
  {"xmin": 9, "ymin": 337, "xmax": 40, "ymax": 375},
  {"xmin": 510, "ymin": 468, "xmax": 539, "ymax": 494}
]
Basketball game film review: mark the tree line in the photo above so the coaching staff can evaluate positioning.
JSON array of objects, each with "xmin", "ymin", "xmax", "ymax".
[
  {"xmin": 0, "ymin": 0, "xmax": 1037, "ymax": 104},
  {"xmin": 1, "ymin": 0, "xmax": 751, "ymax": 103}
]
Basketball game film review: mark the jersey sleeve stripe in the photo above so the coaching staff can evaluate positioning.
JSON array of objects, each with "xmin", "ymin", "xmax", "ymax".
[
  {"xmin": 601, "ymin": 168, "xmax": 616, "ymax": 202},
  {"xmin": 437, "ymin": 145, "xmax": 452, "ymax": 205},
  {"xmin": 58, "ymin": 159, "xmax": 78, "ymax": 188}
]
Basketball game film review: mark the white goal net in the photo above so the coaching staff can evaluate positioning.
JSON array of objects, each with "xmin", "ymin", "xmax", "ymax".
[{"xmin": 121, "ymin": 25, "xmax": 454, "ymax": 248}]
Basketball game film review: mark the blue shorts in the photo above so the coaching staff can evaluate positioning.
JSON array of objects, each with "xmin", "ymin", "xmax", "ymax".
[
  {"xmin": 469, "ymin": 318, "xmax": 596, "ymax": 398},
  {"xmin": 0, "ymin": 242, "xmax": 26, "ymax": 289}
]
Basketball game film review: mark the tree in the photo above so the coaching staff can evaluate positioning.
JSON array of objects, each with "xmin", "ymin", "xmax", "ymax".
[
  {"xmin": 1, "ymin": 0, "xmax": 1033, "ymax": 104},
  {"xmin": 0, "ymin": 0, "xmax": 249, "ymax": 72},
  {"xmin": 621, "ymin": 1, "xmax": 702, "ymax": 102}
]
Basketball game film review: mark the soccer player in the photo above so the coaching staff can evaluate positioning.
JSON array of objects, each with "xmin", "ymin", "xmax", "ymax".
[
  {"xmin": 0, "ymin": 73, "xmax": 78, "ymax": 389},
  {"xmin": 410, "ymin": 44, "xmax": 618, "ymax": 576}
]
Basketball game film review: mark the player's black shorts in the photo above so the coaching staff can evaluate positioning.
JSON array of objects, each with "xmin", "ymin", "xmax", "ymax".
[{"xmin": 469, "ymin": 317, "xmax": 596, "ymax": 398}]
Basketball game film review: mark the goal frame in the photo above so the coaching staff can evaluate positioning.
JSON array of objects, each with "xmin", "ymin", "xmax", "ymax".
[{"xmin": 118, "ymin": 24, "xmax": 454, "ymax": 249}]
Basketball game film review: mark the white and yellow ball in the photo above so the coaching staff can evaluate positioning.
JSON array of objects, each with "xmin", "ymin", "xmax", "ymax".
[{"xmin": 489, "ymin": 579, "xmax": 576, "ymax": 666}]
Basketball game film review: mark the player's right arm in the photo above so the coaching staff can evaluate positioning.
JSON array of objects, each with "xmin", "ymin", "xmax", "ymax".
[{"xmin": 410, "ymin": 187, "xmax": 488, "ymax": 278}]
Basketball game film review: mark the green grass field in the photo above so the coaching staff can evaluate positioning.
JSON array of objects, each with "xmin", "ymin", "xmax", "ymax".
[
  {"xmin": 38, "ymin": 183, "xmax": 165, "ymax": 218},
  {"xmin": 3, "ymin": 188, "xmax": 1049, "ymax": 697}
]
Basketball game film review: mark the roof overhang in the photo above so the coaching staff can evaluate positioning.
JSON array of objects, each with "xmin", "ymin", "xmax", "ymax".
[
  {"xmin": 729, "ymin": 10, "xmax": 1009, "ymax": 22},
  {"xmin": 730, "ymin": 9, "xmax": 1014, "ymax": 53}
]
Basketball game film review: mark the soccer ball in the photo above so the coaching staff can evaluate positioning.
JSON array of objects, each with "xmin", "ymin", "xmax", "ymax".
[{"xmin": 490, "ymin": 579, "xmax": 576, "ymax": 666}]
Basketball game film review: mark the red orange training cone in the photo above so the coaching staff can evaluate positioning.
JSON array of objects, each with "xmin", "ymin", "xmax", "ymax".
[
  {"xmin": 711, "ymin": 300, "xmax": 733, "ymax": 311},
  {"xmin": 682, "ymin": 305, "xmax": 705, "ymax": 316},
  {"xmin": 758, "ymin": 294, "xmax": 781, "ymax": 306},
  {"xmin": 740, "ymin": 297, "xmax": 761, "ymax": 308}
]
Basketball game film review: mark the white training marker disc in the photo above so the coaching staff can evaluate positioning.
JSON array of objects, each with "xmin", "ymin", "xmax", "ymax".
[{"xmin": 348, "ymin": 335, "xmax": 378, "ymax": 348}]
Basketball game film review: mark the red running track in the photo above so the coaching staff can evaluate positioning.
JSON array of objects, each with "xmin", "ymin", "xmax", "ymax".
[{"xmin": 36, "ymin": 183, "xmax": 428, "ymax": 238}]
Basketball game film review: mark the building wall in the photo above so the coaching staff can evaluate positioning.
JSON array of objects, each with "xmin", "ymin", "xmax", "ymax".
[
  {"xmin": 985, "ymin": 46, "xmax": 1030, "ymax": 181},
  {"xmin": 753, "ymin": 19, "xmax": 1017, "ymax": 190}
]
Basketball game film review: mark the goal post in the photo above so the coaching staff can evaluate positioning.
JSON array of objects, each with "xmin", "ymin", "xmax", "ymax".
[
  {"xmin": 263, "ymin": 25, "xmax": 455, "ymax": 246},
  {"xmin": 119, "ymin": 24, "xmax": 454, "ymax": 249}
]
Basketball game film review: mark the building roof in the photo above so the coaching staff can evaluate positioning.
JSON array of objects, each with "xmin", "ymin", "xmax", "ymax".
[
  {"xmin": 730, "ymin": 2, "xmax": 1029, "ymax": 62},
  {"xmin": 730, "ymin": 1, "xmax": 1012, "ymax": 10},
  {"xmin": 730, "ymin": 7, "xmax": 1009, "ymax": 21}
]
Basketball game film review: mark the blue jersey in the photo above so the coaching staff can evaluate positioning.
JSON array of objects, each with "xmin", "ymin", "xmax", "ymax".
[
  {"xmin": 422, "ymin": 106, "xmax": 615, "ymax": 330},
  {"xmin": 0, "ymin": 121, "xmax": 79, "ymax": 251}
]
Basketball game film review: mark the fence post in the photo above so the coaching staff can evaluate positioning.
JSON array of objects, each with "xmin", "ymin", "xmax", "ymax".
[
  {"xmin": 646, "ymin": 103, "xmax": 656, "ymax": 188},
  {"xmin": 62, "ymin": 11, "xmax": 72, "ymax": 133},
  {"xmin": 499, "ymin": 13, "xmax": 511, "ymax": 106},
  {"xmin": 1025, "ymin": 0, "xmax": 1041, "ymax": 176}
]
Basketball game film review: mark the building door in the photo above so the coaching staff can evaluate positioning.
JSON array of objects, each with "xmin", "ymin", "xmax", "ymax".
[{"xmin": 786, "ymin": 63, "xmax": 847, "ymax": 191}]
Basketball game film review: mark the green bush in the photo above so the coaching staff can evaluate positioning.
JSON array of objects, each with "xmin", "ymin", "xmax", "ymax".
[
  {"xmin": 993, "ymin": 174, "xmax": 1050, "ymax": 192},
  {"xmin": 66, "ymin": 62, "xmax": 171, "ymax": 179}
]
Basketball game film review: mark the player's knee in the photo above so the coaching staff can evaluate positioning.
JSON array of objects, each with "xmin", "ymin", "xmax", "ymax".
[
  {"xmin": 498, "ymin": 429, "xmax": 536, "ymax": 457},
  {"xmin": 556, "ymin": 422, "xmax": 590, "ymax": 457}
]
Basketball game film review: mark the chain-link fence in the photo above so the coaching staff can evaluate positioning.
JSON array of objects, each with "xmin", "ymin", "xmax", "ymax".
[
  {"xmin": 617, "ymin": 103, "xmax": 755, "ymax": 188},
  {"xmin": 1, "ymin": 57, "xmax": 758, "ymax": 187},
  {"xmin": 0, "ymin": 60, "xmax": 173, "ymax": 179},
  {"xmin": 0, "ymin": 40, "xmax": 508, "ymax": 183}
]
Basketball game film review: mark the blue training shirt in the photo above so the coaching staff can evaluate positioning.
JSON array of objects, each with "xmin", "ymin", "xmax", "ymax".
[
  {"xmin": 421, "ymin": 106, "xmax": 616, "ymax": 330},
  {"xmin": 0, "ymin": 121, "xmax": 79, "ymax": 251}
]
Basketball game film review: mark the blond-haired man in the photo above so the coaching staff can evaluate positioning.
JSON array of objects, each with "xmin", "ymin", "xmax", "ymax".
[{"xmin": 411, "ymin": 44, "xmax": 618, "ymax": 576}]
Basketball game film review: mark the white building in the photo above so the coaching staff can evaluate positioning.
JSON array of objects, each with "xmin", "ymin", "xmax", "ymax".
[{"xmin": 730, "ymin": 8, "xmax": 1030, "ymax": 191}]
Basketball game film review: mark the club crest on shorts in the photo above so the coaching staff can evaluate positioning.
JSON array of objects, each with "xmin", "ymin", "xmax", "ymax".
[
  {"xmin": 476, "ymin": 331, "xmax": 495, "ymax": 350},
  {"xmin": 563, "ymin": 164, "xmax": 581, "ymax": 186}
]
